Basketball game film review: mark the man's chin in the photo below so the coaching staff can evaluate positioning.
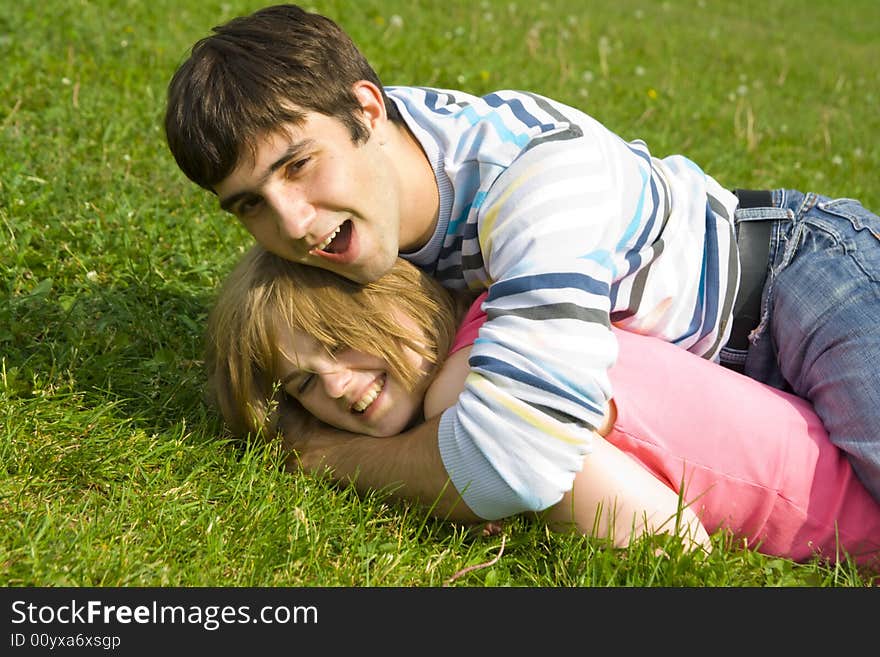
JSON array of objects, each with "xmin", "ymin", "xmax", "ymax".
[{"xmin": 356, "ymin": 248, "xmax": 401, "ymax": 284}]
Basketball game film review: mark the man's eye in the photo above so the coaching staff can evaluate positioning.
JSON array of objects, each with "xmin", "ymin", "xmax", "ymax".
[
  {"xmin": 284, "ymin": 158, "xmax": 310, "ymax": 178},
  {"xmin": 237, "ymin": 196, "xmax": 262, "ymax": 216}
]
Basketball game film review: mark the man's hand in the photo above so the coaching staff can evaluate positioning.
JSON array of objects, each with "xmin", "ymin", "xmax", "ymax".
[{"xmin": 279, "ymin": 415, "xmax": 357, "ymax": 475}]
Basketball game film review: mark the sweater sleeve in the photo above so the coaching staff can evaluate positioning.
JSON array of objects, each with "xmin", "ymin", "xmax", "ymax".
[{"xmin": 438, "ymin": 133, "xmax": 635, "ymax": 519}]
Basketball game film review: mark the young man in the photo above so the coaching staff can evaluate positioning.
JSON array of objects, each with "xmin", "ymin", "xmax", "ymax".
[{"xmin": 165, "ymin": 4, "xmax": 880, "ymax": 521}]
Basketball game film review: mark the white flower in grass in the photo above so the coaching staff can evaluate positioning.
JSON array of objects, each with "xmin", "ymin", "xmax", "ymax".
[
  {"xmin": 389, "ymin": 15, "xmax": 403, "ymax": 29},
  {"xmin": 832, "ymin": 155, "xmax": 843, "ymax": 166},
  {"xmin": 86, "ymin": 271, "xmax": 98, "ymax": 282}
]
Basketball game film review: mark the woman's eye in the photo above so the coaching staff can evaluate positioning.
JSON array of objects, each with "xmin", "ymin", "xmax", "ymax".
[{"xmin": 297, "ymin": 373, "xmax": 316, "ymax": 395}]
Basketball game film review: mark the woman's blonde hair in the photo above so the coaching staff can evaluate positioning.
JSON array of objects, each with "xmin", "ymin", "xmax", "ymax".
[{"xmin": 205, "ymin": 245, "xmax": 467, "ymax": 442}]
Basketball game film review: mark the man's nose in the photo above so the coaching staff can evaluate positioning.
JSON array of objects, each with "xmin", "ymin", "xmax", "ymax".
[{"xmin": 266, "ymin": 188, "xmax": 315, "ymax": 241}]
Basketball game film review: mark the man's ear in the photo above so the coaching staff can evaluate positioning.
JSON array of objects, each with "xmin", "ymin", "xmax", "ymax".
[{"xmin": 352, "ymin": 80, "xmax": 387, "ymax": 130}]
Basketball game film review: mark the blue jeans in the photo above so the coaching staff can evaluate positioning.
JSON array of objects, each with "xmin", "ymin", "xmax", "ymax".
[{"xmin": 724, "ymin": 189, "xmax": 880, "ymax": 503}]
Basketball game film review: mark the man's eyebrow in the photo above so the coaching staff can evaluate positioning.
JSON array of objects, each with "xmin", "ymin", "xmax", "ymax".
[{"xmin": 218, "ymin": 140, "xmax": 313, "ymax": 212}]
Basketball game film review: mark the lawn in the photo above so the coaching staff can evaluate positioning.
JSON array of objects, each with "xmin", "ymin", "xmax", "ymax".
[{"xmin": 2, "ymin": 0, "xmax": 878, "ymax": 587}]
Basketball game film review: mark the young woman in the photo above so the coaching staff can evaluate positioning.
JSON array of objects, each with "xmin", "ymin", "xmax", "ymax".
[{"xmin": 205, "ymin": 245, "xmax": 880, "ymax": 567}]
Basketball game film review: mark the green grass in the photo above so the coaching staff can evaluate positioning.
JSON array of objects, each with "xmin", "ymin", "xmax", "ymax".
[{"xmin": 2, "ymin": 0, "xmax": 878, "ymax": 587}]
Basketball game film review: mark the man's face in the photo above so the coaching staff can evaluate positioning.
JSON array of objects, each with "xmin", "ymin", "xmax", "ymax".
[{"xmin": 214, "ymin": 114, "xmax": 402, "ymax": 284}]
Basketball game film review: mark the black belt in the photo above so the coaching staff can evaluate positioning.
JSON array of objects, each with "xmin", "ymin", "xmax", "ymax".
[{"xmin": 727, "ymin": 189, "xmax": 774, "ymax": 352}]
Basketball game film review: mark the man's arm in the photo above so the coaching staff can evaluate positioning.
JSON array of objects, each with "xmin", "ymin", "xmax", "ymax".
[
  {"xmin": 281, "ymin": 413, "xmax": 481, "ymax": 523},
  {"xmin": 424, "ymin": 345, "xmax": 710, "ymax": 550}
]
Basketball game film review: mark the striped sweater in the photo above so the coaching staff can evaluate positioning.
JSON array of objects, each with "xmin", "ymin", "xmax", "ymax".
[{"xmin": 389, "ymin": 86, "xmax": 740, "ymax": 520}]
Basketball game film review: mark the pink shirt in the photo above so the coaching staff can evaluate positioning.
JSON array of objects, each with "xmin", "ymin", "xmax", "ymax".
[{"xmin": 452, "ymin": 293, "xmax": 880, "ymax": 565}]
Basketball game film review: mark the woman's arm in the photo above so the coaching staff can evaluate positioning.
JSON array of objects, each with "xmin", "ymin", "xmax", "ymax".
[
  {"xmin": 423, "ymin": 347, "xmax": 472, "ymax": 419},
  {"xmin": 540, "ymin": 418, "xmax": 711, "ymax": 552},
  {"xmin": 281, "ymin": 413, "xmax": 481, "ymax": 523}
]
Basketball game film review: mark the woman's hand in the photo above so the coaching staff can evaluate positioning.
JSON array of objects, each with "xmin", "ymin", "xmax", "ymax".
[{"xmin": 541, "ymin": 434, "xmax": 712, "ymax": 554}]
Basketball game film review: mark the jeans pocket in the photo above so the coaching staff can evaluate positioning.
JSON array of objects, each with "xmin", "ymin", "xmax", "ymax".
[{"xmin": 816, "ymin": 198, "xmax": 880, "ymax": 240}]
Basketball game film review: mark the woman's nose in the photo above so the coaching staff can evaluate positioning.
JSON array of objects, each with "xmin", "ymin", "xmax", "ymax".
[{"xmin": 320, "ymin": 367, "xmax": 352, "ymax": 399}]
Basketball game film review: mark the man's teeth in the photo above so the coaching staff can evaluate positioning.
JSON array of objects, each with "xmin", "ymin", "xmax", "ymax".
[
  {"xmin": 314, "ymin": 226, "xmax": 341, "ymax": 252},
  {"xmin": 352, "ymin": 379, "xmax": 384, "ymax": 412}
]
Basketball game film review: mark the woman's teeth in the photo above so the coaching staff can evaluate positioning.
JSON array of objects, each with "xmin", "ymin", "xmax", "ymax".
[{"xmin": 352, "ymin": 378, "xmax": 384, "ymax": 413}]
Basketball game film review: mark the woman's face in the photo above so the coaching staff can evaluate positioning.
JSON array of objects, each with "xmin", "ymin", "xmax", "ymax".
[{"xmin": 274, "ymin": 318, "xmax": 432, "ymax": 437}]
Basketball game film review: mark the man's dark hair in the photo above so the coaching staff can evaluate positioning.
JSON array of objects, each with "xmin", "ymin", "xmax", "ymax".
[{"xmin": 164, "ymin": 4, "xmax": 402, "ymax": 190}]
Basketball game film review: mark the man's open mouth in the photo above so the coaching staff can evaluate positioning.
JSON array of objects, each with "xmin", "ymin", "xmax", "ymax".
[{"xmin": 312, "ymin": 219, "xmax": 352, "ymax": 255}]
